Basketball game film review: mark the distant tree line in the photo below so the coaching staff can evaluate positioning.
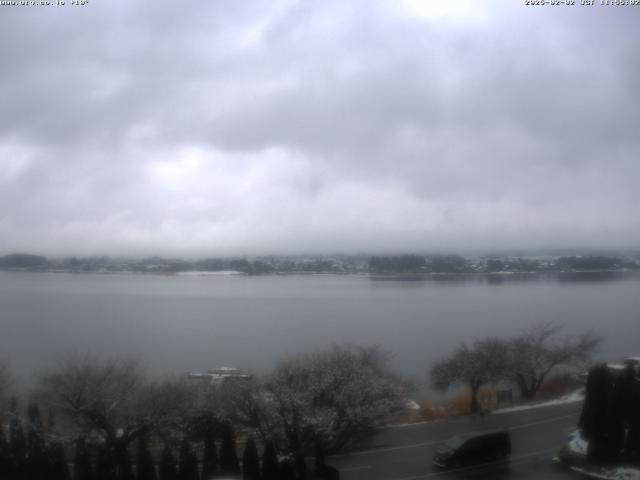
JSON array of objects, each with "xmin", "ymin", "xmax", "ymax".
[
  {"xmin": 369, "ymin": 254, "xmax": 471, "ymax": 273},
  {"xmin": 485, "ymin": 258, "xmax": 540, "ymax": 273},
  {"xmin": 0, "ymin": 254, "xmax": 357, "ymax": 275},
  {"xmin": 0, "ymin": 254, "xmax": 48, "ymax": 270},
  {"xmin": 2, "ymin": 252, "xmax": 639, "ymax": 275},
  {"xmin": 369, "ymin": 254, "xmax": 640, "ymax": 275},
  {"xmin": 556, "ymin": 256, "xmax": 629, "ymax": 271},
  {"xmin": 369, "ymin": 255, "xmax": 427, "ymax": 273},
  {"xmin": 0, "ymin": 346, "xmax": 407, "ymax": 480},
  {"xmin": 579, "ymin": 362, "xmax": 640, "ymax": 464},
  {"xmin": 430, "ymin": 324, "xmax": 601, "ymax": 413}
]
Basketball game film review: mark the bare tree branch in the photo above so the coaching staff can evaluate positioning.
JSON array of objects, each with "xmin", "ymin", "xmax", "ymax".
[
  {"xmin": 430, "ymin": 338, "xmax": 508, "ymax": 413},
  {"xmin": 506, "ymin": 323, "xmax": 602, "ymax": 400},
  {"xmin": 225, "ymin": 344, "xmax": 407, "ymax": 475},
  {"xmin": 35, "ymin": 351, "xmax": 195, "ymax": 450}
]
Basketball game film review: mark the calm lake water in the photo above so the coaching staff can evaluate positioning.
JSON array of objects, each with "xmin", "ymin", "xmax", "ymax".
[{"xmin": 1, "ymin": 271, "xmax": 639, "ymax": 386}]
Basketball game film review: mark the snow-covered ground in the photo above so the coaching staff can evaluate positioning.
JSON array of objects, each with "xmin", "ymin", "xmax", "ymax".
[
  {"xmin": 567, "ymin": 429, "xmax": 588, "ymax": 455},
  {"xmin": 571, "ymin": 466, "xmax": 640, "ymax": 480},
  {"xmin": 493, "ymin": 388, "xmax": 584, "ymax": 414},
  {"xmin": 563, "ymin": 429, "xmax": 640, "ymax": 480},
  {"xmin": 405, "ymin": 399, "xmax": 420, "ymax": 411}
]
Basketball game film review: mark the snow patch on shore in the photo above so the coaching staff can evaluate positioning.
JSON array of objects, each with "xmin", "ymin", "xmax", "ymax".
[
  {"xmin": 571, "ymin": 466, "xmax": 640, "ymax": 480},
  {"xmin": 405, "ymin": 400, "xmax": 421, "ymax": 411},
  {"xmin": 493, "ymin": 388, "xmax": 584, "ymax": 414},
  {"xmin": 176, "ymin": 270, "xmax": 243, "ymax": 276},
  {"xmin": 568, "ymin": 429, "xmax": 588, "ymax": 455},
  {"xmin": 564, "ymin": 429, "xmax": 640, "ymax": 480}
]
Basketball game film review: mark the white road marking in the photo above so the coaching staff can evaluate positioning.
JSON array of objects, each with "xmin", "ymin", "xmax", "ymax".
[
  {"xmin": 329, "ymin": 439, "xmax": 442, "ymax": 458},
  {"xmin": 390, "ymin": 447, "xmax": 559, "ymax": 480},
  {"xmin": 329, "ymin": 412, "xmax": 579, "ymax": 459},
  {"xmin": 507, "ymin": 412, "xmax": 579, "ymax": 432},
  {"xmin": 340, "ymin": 465, "xmax": 372, "ymax": 472}
]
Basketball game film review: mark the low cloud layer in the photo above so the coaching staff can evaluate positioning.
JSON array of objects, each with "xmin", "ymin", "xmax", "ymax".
[{"xmin": 1, "ymin": 1, "xmax": 639, "ymax": 256}]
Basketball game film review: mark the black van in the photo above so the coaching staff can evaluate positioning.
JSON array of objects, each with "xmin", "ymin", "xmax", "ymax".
[{"xmin": 433, "ymin": 430, "xmax": 511, "ymax": 468}]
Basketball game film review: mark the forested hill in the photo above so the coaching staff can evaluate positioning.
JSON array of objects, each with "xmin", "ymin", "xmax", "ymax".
[{"xmin": 0, "ymin": 253, "xmax": 48, "ymax": 269}]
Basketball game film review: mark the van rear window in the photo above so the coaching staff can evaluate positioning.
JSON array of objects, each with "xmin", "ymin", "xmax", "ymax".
[{"xmin": 445, "ymin": 436, "xmax": 465, "ymax": 449}]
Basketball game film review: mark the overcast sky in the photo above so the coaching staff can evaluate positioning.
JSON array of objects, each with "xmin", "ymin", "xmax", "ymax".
[{"xmin": 0, "ymin": 1, "xmax": 639, "ymax": 257}]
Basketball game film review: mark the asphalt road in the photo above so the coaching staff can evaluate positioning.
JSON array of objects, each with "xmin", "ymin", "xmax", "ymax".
[{"xmin": 326, "ymin": 403, "xmax": 586, "ymax": 480}]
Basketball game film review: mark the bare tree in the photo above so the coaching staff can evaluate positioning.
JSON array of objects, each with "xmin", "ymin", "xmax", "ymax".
[
  {"xmin": 430, "ymin": 338, "xmax": 508, "ymax": 414},
  {"xmin": 506, "ymin": 323, "xmax": 602, "ymax": 400},
  {"xmin": 229, "ymin": 345, "xmax": 407, "ymax": 477},
  {"xmin": 131, "ymin": 376, "xmax": 199, "ymax": 440},
  {"xmin": 215, "ymin": 378, "xmax": 269, "ymax": 439},
  {"xmin": 36, "ymin": 352, "xmax": 195, "ymax": 450}
]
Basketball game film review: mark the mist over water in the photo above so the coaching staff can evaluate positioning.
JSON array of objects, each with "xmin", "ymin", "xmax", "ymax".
[{"xmin": 2, "ymin": 271, "xmax": 639, "ymax": 388}]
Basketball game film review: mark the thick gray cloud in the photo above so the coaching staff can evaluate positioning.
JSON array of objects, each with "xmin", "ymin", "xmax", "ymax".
[{"xmin": 1, "ymin": 0, "xmax": 639, "ymax": 256}]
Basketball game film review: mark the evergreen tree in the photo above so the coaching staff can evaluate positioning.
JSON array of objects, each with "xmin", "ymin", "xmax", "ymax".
[
  {"xmin": 11, "ymin": 423, "xmax": 27, "ymax": 464},
  {"xmin": 186, "ymin": 414, "xmax": 219, "ymax": 445},
  {"xmin": 241, "ymin": 436, "xmax": 260, "ymax": 480},
  {"xmin": 10, "ymin": 422, "xmax": 27, "ymax": 477},
  {"xmin": 158, "ymin": 445, "xmax": 178, "ymax": 480},
  {"xmin": 218, "ymin": 424, "xmax": 239, "ymax": 476},
  {"xmin": 49, "ymin": 441, "xmax": 72, "ymax": 480},
  {"xmin": 47, "ymin": 409, "xmax": 57, "ymax": 434},
  {"xmin": 0, "ymin": 417, "xmax": 14, "ymax": 479},
  {"xmin": 625, "ymin": 365, "xmax": 640, "ymax": 462},
  {"xmin": 95, "ymin": 446, "xmax": 116, "ymax": 480},
  {"xmin": 9, "ymin": 397, "xmax": 20, "ymax": 448},
  {"xmin": 581, "ymin": 364, "xmax": 610, "ymax": 463},
  {"xmin": 261, "ymin": 441, "xmax": 278, "ymax": 480},
  {"xmin": 26, "ymin": 426, "xmax": 48, "ymax": 480},
  {"xmin": 294, "ymin": 453, "xmax": 307, "ymax": 480},
  {"xmin": 136, "ymin": 436, "xmax": 156, "ymax": 480},
  {"xmin": 74, "ymin": 437, "xmax": 94, "ymax": 480},
  {"xmin": 8, "ymin": 397, "xmax": 19, "ymax": 438},
  {"xmin": 178, "ymin": 438, "xmax": 198, "ymax": 480},
  {"xmin": 579, "ymin": 364, "xmax": 637, "ymax": 464},
  {"xmin": 116, "ymin": 445, "xmax": 135, "ymax": 480},
  {"xmin": 278, "ymin": 458, "xmax": 296, "ymax": 480},
  {"xmin": 200, "ymin": 436, "xmax": 217, "ymax": 480},
  {"xmin": 606, "ymin": 369, "xmax": 628, "ymax": 461},
  {"xmin": 27, "ymin": 403, "xmax": 43, "ymax": 432}
]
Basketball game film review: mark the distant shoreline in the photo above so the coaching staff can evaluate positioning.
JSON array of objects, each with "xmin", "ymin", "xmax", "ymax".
[
  {"xmin": 1, "ymin": 252, "xmax": 638, "ymax": 277},
  {"xmin": 1, "ymin": 268, "xmax": 638, "ymax": 280}
]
